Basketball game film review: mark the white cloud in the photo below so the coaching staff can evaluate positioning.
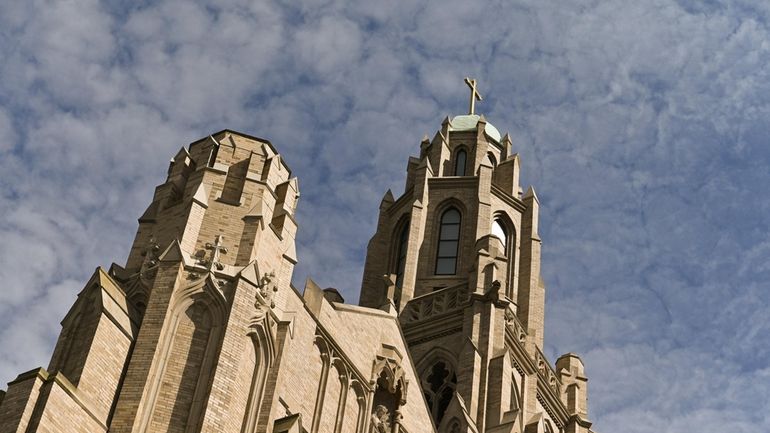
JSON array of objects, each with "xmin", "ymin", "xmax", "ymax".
[{"xmin": 1, "ymin": 0, "xmax": 770, "ymax": 431}]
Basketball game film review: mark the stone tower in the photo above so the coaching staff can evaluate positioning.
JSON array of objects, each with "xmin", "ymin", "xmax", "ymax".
[
  {"xmin": 0, "ymin": 83, "xmax": 595, "ymax": 433},
  {"xmin": 359, "ymin": 83, "xmax": 593, "ymax": 433},
  {"xmin": 0, "ymin": 131, "xmax": 304, "ymax": 433}
]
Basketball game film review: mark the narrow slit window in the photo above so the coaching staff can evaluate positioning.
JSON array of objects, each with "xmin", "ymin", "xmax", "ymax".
[
  {"xmin": 435, "ymin": 208, "xmax": 461, "ymax": 275},
  {"xmin": 395, "ymin": 222, "xmax": 410, "ymax": 288},
  {"xmin": 454, "ymin": 150, "xmax": 467, "ymax": 176}
]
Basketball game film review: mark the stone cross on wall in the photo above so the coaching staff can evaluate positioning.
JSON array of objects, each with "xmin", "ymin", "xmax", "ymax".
[
  {"xmin": 464, "ymin": 77, "xmax": 483, "ymax": 115},
  {"xmin": 205, "ymin": 235, "xmax": 228, "ymax": 271}
]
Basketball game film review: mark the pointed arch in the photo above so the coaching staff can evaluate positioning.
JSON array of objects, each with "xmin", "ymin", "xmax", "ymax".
[
  {"xmin": 350, "ymin": 380, "xmax": 368, "ymax": 433},
  {"xmin": 331, "ymin": 359, "xmax": 350, "ymax": 433},
  {"xmin": 241, "ymin": 308, "xmax": 276, "ymax": 433},
  {"xmin": 311, "ymin": 335, "xmax": 333, "ymax": 433},
  {"xmin": 493, "ymin": 211, "xmax": 517, "ymax": 299},
  {"xmin": 139, "ymin": 275, "xmax": 228, "ymax": 433},
  {"xmin": 391, "ymin": 214, "xmax": 411, "ymax": 296},
  {"xmin": 416, "ymin": 348, "xmax": 458, "ymax": 427},
  {"xmin": 487, "ymin": 151, "xmax": 497, "ymax": 168}
]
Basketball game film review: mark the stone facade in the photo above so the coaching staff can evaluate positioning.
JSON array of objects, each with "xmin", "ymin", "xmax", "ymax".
[{"xmin": 0, "ymin": 113, "xmax": 595, "ymax": 433}]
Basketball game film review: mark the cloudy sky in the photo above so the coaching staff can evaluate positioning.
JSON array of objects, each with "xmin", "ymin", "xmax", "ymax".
[{"xmin": 2, "ymin": 0, "xmax": 770, "ymax": 431}]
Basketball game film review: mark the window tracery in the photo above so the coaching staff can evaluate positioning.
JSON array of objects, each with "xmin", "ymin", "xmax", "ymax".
[{"xmin": 421, "ymin": 361, "xmax": 457, "ymax": 425}]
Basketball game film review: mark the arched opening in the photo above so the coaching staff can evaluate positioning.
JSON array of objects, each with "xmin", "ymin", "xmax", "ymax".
[
  {"xmin": 241, "ymin": 320, "xmax": 274, "ymax": 433},
  {"xmin": 487, "ymin": 151, "xmax": 497, "ymax": 168},
  {"xmin": 421, "ymin": 361, "xmax": 457, "ymax": 426},
  {"xmin": 454, "ymin": 149, "xmax": 467, "ymax": 176},
  {"xmin": 492, "ymin": 214, "xmax": 516, "ymax": 298},
  {"xmin": 435, "ymin": 208, "xmax": 461, "ymax": 275},
  {"xmin": 149, "ymin": 300, "xmax": 217, "ymax": 433}
]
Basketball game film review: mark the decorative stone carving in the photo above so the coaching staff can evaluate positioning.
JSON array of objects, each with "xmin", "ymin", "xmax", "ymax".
[
  {"xmin": 371, "ymin": 355, "xmax": 408, "ymax": 405},
  {"xmin": 370, "ymin": 405, "xmax": 390, "ymax": 433},
  {"xmin": 401, "ymin": 283, "xmax": 470, "ymax": 324},
  {"xmin": 140, "ymin": 237, "xmax": 161, "ymax": 277},
  {"xmin": 258, "ymin": 271, "xmax": 277, "ymax": 308},
  {"xmin": 535, "ymin": 348, "xmax": 562, "ymax": 396},
  {"xmin": 504, "ymin": 307, "xmax": 527, "ymax": 344}
]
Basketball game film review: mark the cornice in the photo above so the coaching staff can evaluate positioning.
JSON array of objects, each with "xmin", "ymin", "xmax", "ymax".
[
  {"xmin": 428, "ymin": 176, "xmax": 479, "ymax": 189},
  {"xmin": 537, "ymin": 378, "xmax": 570, "ymax": 428},
  {"xmin": 491, "ymin": 184, "xmax": 526, "ymax": 213}
]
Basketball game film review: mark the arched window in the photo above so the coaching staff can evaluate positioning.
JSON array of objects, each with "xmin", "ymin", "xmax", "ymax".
[
  {"xmin": 492, "ymin": 219, "xmax": 507, "ymax": 248},
  {"xmin": 487, "ymin": 152, "xmax": 497, "ymax": 168},
  {"xmin": 435, "ymin": 208, "xmax": 461, "ymax": 275},
  {"xmin": 454, "ymin": 150, "xmax": 467, "ymax": 176},
  {"xmin": 422, "ymin": 361, "xmax": 457, "ymax": 426},
  {"xmin": 395, "ymin": 221, "xmax": 410, "ymax": 289}
]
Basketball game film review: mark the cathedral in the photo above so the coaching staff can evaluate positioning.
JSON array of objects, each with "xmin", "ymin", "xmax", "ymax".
[{"xmin": 0, "ymin": 81, "xmax": 595, "ymax": 433}]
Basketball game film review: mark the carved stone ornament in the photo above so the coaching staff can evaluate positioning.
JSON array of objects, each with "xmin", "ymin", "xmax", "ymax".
[
  {"xmin": 140, "ymin": 237, "xmax": 161, "ymax": 277},
  {"xmin": 258, "ymin": 271, "xmax": 277, "ymax": 308},
  {"xmin": 370, "ymin": 405, "xmax": 390, "ymax": 433},
  {"xmin": 372, "ymin": 356, "xmax": 408, "ymax": 405}
]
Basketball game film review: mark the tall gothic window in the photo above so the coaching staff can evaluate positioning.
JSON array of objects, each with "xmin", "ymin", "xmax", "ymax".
[
  {"xmin": 422, "ymin": 361, "xmax": 457, "ymax": 426},
  {"xmin": 395, "ymin": 221, "xmax": 410, "ymax": 289},
  {"xmin": 454, "ymin": 149, "xmax": 467, "ymax": 176},
  {"xmin": 492, "ymin": 216, "xmax": 515, "ymax": 298},
  {"xmin": 435, "ymin": 208, "xmax": 461, "ymax": 275}
]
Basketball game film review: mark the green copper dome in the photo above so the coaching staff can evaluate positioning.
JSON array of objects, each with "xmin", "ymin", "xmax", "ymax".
[{"xmin": 449, "ymin": 114, "xmax": 502, "ymax": 143}]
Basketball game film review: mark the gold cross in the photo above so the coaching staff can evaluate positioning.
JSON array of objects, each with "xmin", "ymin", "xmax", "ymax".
[{"xmin": 464, "ymin": 77, "xmax": 483, "ymax": 115}]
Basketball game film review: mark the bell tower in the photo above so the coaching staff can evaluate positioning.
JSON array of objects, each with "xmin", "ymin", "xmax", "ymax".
[
  {"xmin": 108, "ymin": 130, "xmax": 300, "ymax": 433},
  {"xmin": 359, "ymin": 80, "xmax": 592, "ymax": 433}
]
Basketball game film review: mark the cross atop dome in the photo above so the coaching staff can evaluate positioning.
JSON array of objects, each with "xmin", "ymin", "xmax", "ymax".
[{"xmin": 464, "ymin": 77, "xmax": 483, "ymax": 115}]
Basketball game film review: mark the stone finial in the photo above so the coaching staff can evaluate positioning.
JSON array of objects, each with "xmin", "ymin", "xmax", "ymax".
[
  {"xmin": 556, "ymin": 353, "xmax": 589, "ymax": 419},
  {"xmin": 380, "ymin": 189, "xmax": 395, "ymax": 209},
  {"xmin": 523, "ymin": 185, "xmax": 539, "ymax": 203}
]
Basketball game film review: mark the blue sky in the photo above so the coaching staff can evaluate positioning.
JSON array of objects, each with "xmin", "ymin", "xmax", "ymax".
[{"xmin": 1, "ymin": 0, "xmax": 769, "ymax": 431}]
